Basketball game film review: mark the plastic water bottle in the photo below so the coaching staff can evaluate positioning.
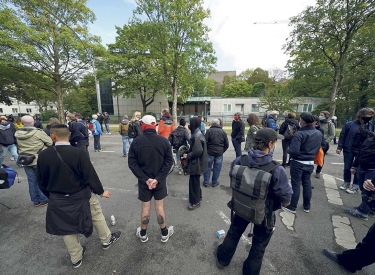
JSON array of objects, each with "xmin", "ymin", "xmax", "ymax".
[{"xmin": 110, "ymin": 215, "xmax": 116, "ymax": 226}]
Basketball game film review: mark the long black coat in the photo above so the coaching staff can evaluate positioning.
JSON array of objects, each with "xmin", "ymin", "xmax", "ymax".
[{"xmin": 187, "ymin": 129, "xmax": 208, "ymax": 175}]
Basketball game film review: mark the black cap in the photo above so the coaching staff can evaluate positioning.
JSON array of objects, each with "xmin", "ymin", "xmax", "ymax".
[
  {"xmin": 255, "ymin": 128, "xmax": 284, "ymax": 144},
  {"xmin": 300, "ymin": 112, "xmax": 315, "ymax": 123}
]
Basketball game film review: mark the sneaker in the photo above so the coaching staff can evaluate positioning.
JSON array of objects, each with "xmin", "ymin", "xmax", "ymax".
[
  {"xmin": 178, "ymin": 170, "xmax": 182, "ymax": 175},
  {"xmin": 322, "ymin": 249, "xmax": 353, "ymax": 273},
  {"xmin": 346, "ymin": 187, "xmax": 359, "ymax": 194},
  {"xmin": 94, "ymin": 149, "xmax": 98, "ymax": 152},
  {"xmin": 40, "ymin": 202, "xmax": 48, "ymax": 207},
  {"xmin": 72, "ymin": 245, "xmax": 86, "ymax": 269},
  {"xmin": 98, "ymin": 149, "xmax": 103, "ymax": 152},
  {"xmin": 136, "ymin": 227, "xmax": 149, "ymax": 243},
  {"xmin": 203, "ymin": 183, "xmax": 208, "ymax": 187},
  {"xmin": 123, "ymin": 154, "xmax": 127, "ymax": 157},
  {"xmin": 108, "ymin": 132, "xmax": 111, "ymax": 135},
  {"xmin": 282, "ymin": 206, "xmax": 296, "ymax": 214},
  {"xmin": 315, "ymin": 172, "xmax": 320, "ymax": 179},
  {"xmin": 188, "ymin": 202, "xmax": 201, "ymax": 211},
  {"xmin": 212, "ymin": 182, "xmax": 219, "ymax": 187},
  {"xmin": 161, "ymin": 225, "xmax": 174, "ymax": 243},
  {"xmin": 102, "ymin": 231, "xmax": 122, "ymax": 249},
  {"xmin": 10, "ymin": 157, "xmax": 14, "ymax": 161},
  {"xmin": 368, "ymin": 211, "xmax": 375, "ymax": 218},
  {"xmin": 303, "ymin": 208, "xmax": 310, "ymax": 213},
  {"xmin": 345, "ymin": 209, "xmax": 368, "ymax": 220},
  {"xmin": 34, "ymin": 203, "xmax": 41, "ymax": 207},
  {"xmin": 339, "ymin": 182, "xmax": 350, "ymax": 190}
]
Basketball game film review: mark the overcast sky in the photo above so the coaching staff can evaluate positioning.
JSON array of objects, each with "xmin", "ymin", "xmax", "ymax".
[{"xmin": 87, "ymin": 0, "xmax": 317, "ymax": 73}]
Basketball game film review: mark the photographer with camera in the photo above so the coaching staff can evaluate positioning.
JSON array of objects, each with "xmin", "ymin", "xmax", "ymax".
[{"xmin": 323, "ymin": 176, "xmax": 375, "ymax": 273}]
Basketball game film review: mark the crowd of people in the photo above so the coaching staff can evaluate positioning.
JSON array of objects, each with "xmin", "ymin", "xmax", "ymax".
[{"xmin": 1, "ymin": 106, "xmax": 375, "ymax": 274}]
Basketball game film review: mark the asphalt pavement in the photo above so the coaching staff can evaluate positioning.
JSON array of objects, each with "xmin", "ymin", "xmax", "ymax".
[{"xmin": 0, "ymin": 133, "xmax": 374, "ymax": 275}]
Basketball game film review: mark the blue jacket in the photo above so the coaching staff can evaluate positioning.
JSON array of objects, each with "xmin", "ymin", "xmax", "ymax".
[
  {"xmin": 230, "ymin": 149, "xmax": 292, "ymax": 211},
  {"xmin": 91, "ymin": 120, "xmax": 103, "ymax": 136},
  {"xmin": 267, "ymin": 115, "xmax": 279, "ymax": 131},
  {"xmin": 287, "ymin": 125, "xmax": 324, "ymax": 161},
  {"xmin": 338, "ymin": 121, "xmax": 374, "ymax": 152}
]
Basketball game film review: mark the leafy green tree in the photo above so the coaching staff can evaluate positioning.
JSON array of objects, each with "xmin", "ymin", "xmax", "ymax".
[
  {"xmin": 0, "ymin": 0, "xmax": 105, "ymax": 121},
  {"xmin": 285, "ymin": 0, "xmax": 375, "ymax": 116},
  {"xmin": 259, "ymin": 84, "xmax": 295, "ymax": 114},
  {"xmin": 251, "ymin": 82, "xmax": 266, "ymax": 97},
  {"xmin": 131, "ymin": 0, "xmax": 217, "ymax": 125},
  {"xmin": 191, "ymin": 77, "xmax": 215, "ymax": 97},
  {"xmin": 64, "ymin": 75, "xmax": 98, "ymax": 117},
  {"xmin": 102, "ymin": 24, "xmax": 167, "ymax": 114},
  {"xmin": 247, "ymin": 68, "xmax": 273, "ymax": 85},
  {"xmin": 221, "ymin": 80, "xmax": 252, "ymax": 98}
]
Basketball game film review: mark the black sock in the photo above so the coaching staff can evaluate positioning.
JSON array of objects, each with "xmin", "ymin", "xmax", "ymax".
[
  {"xmin": 140, "ymin": 229, "xmax": 147, "ymax": 236},
  {"xmin": 161, "ymin": 226, "xmax": 168, "ymax": 236}
]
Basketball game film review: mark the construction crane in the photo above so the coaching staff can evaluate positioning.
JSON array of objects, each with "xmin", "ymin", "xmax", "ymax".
[{"xmin": 253, "ymin": 20, "xmax": 289, "ymax": 24}]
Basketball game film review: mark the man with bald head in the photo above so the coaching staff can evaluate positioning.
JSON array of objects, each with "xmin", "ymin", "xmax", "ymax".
[
  {"xmin": 203, "ymin": 118, "xmax": 229, "ymax": 187},
  {"xmin": 15, "ymin": 115, "xmax": 53, "ymax": 206}
]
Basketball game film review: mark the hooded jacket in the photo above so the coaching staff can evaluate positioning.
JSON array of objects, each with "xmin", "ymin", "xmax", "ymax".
[
  {"xmin": 279, "ymin": 118, "xmax": 299, "ymax": 138},
  {"xmin": 118, "ymin": 119, "xmax": 129, "ymax": 136},
  {"xmin": 267, "ymin": 115, "xmax": 279, "ymax": 131},
  {"xmin": 0, "ymin": 123, "xmax": 17, "ymax": 146},
  {"xmin": 15, "ymin": 127, "xmax": 53, "ymax": 166},
  {"xmin": 158, "ymin": 113, "xmax": 174, "ymax": 138},
  {"xmin": 338, "ymin": 120, "xmax": 375, "ymax": 153},
  {"xmin": 90, "ymin": 119, "xmax": 103, "ymax": 136},
  {"xmin": 318, "ymin": 119, "xmax": 335, "ymax": 143},
  {"xmin": 231, "ymin": 149, "xmax": 292, "ymax": 211},
  {"xmin": 187, "ymin": 117, "xmax": 208, "ymax": 175}
]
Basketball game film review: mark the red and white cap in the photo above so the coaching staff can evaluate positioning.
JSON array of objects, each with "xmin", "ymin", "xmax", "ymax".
[{"xmin": 140, "ymin": 115, "xmax": 156, "ymax": 126}]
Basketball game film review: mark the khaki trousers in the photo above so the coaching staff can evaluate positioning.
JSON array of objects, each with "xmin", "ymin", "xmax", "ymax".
[{"xmin": 63, "ymin": 193, "xmax": 111, "ymax": 264}]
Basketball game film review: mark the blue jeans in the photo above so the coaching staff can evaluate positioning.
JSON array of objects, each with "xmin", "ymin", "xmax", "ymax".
[
  {"xmin": 356, "ymin": 167, "xmax": 375, "ymax": 215},
  {"xmin": 105, "ymin": 123, "xmax": 110, "ymax": 133},
  {"xmin": 24, "ymin": 165, "xmax": 48, "ymax": 205},
  {"xmin": 0, "ymin": 144, "xmax": 18, "ymax": 166},
  {"xmin": 203, "ymin": 154, "xmax": 223, "ymax": 185},
  {"xmin": 343, "ymin": 151, "xmax": 358, "ymax": 188},
  {"xmin": 290, "ymin": 160, "xmax": 314, "ymax": 210},
  {"xmin": 232, "ymin": 138, "xmax": 242, "ymax": 158},
  {"xmin": 122, "ymin": 135, "xmax": 133, "ymax": 154},
  {"xmin": 217, "ymin": 214, "xmax": 274, "ymax": 275}
]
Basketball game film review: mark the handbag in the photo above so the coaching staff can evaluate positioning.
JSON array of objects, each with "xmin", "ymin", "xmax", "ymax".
[
  {"xmin": 314, "ymin": 147, "xmax": 324, "ymax": 167},
  {"xmin": 17, "ymin": 145, "xmax": 44, "ymax": 165}
]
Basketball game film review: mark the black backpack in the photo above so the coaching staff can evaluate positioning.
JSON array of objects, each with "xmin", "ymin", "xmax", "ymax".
[
  {"xmin": 261, "ymin": 114, "xmax": 268, "ymax": 128},
  {"xmin": 283, "ymin": 123, "xmax": 297, "ymax": 140},
  {"xmin": 228, "ymin": 155, "xmax": 280, "ymax": 228},
  {"xmin": 128, "ymin": 122, "xmax": 137, "ymax": 138},
  {"xmin": 171, "ymin": 128, "xmax": 186, "ymax": 149}
]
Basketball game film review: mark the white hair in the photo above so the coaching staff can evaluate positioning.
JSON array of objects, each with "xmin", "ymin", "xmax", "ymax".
[{"xmin": 212, "ymin": 118, "xmax": 220, "ymax": 125}]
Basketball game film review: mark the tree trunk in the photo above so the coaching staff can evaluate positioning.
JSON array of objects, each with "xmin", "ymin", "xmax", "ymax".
[
  {"xmin": 56, "ymin": 81, "xmax": 65, "ymax": 123},
  {"xmin": 172, "ymin": 79, "xmax": 178, "ymax": 126},
  {"xmin": 329, "ymin": 68, "xmax": 345, "ymax": 117}
]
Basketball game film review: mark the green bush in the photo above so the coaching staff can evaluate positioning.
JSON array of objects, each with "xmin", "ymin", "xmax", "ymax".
[{"xmin": 41, "ymin": 110, "xmax": 58, "ymax": 121}]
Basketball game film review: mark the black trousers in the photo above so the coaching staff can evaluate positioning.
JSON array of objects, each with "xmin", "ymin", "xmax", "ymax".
[
  {"xmin": 281, "ymin": 139, "xmax": 291, "ymax": 165},
  {"xmin": 316, "ymin": 144, "xmax": 329, "ymax": 173},
  {"xmin": 217, "ymin": 214, "xmax": 274, "ymax": 275},
  {"xmin": 189, "ymin": 174, "xmax": 202, "ymax": 204},
  {"xmin": 76, "ymin": 141, "xmax": 90, "ymax": 159},
  {"xmin": 338, "ymin": 222, "xmax": 375, "ymax": 273}
]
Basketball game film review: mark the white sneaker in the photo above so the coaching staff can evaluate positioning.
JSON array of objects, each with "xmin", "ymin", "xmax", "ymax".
[
  {"xmin": 161, "ymin": 225, "xmax": 174, "ymax": 243},
  {"xmin": 108, "ymin": 132, "xmax": 111, "ymax": 135},
  {"xmin": 346, "ymin": 187, "xmax": 359, "ymax": 194},
  {"xmin": 136, "ymin": 227, "xmax": 148, "ymax": 243},
  {"xmin": 339, "ymin": 183, "xmax": 350, "ymax": 190},
  {"xmin": 10, "ymin": 157, "xmax": 14, "ymax": 161}
]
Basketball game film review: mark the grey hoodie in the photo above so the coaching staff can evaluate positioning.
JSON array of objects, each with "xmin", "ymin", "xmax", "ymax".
[{"xmin": 15, "ymin": 127, "xmax": 53, "ymax": 166}]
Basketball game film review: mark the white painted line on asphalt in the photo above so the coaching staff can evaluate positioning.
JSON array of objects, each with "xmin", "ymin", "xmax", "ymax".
[
  {"xmin": 332, "ymin": 216, "xmax": 357, "ymax": 249},
  {"xmin": 99, "ymin": 151, "xmax": 115, "ymax": 153},
  {"xmin": 279, "ymin": 211, "xmax": 295, "ymax": 231},
  {"xmin": 322, "ymin": 174, "xmax": 343, "ymax": 205},
  {"xmin": 217, "ymin": 211, "xmax": 252, "ymax": 245},
  {"xmin": 104, "ymin": 187, "xmax": 134, "ymax": 192},
  {"xmin": 331, "ymin": 163, "xmax": 344, "ymax": 165}
]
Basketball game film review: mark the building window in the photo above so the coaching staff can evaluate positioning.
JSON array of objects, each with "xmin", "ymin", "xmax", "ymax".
[
  {"xmin": 251, "ymin": 104, "xmax": 260, "ymax": 112},
  {"xmin": 100, "ymin": 78, "xmax": 114, "ymax": 115},
  {"xmin": 26, "ymin": 108, "xmax": 32, "ymax": 113},
  {"xmin": 0, "ymin": 108, "xmax": 2, "ymax": 113},
  {"xmin": 12, "ymin": 108, "xmax": 18, "ymax": 113},
  {"xmin": 303, "ymin": 104, "xmax": 313, "ymax": 112},
  {"xmin": 224, "ymin": 104, "xmax": 232, "ymax": 112}
]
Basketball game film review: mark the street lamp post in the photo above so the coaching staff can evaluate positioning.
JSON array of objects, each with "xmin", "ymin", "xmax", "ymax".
[{"xmin": 204, "ymin": 101, "xmax": 208, "ymax": 122}]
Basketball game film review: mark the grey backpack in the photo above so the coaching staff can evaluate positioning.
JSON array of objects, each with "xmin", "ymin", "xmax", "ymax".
[{"xmin": 228, "ymin": 155, "xmax": 279, "ymax": 225}]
